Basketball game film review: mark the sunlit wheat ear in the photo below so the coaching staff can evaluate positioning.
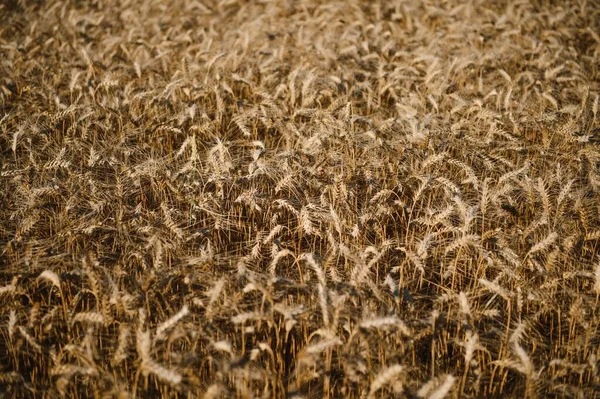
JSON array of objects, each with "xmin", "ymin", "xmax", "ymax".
[
  {"xmin": 420, "ymin": 152, "xmax": 448, "ymax": 171},
  {"xmin": 174, "ymin": 135, "xmax": 197, "ymax": 173},
  {"xmin": 526, "ymin": 231, "xmax": 558, "ymax": 258},
  {"xmin": 301, "ymin": 253, "xmax": 329, "ymax": 327},
  {"xmin": 594, "ymin": 262, "xmax": 600, "ymax": 296},
  {"xmin": 135, "ymin": 321, "xmax": 182, "ymax": 385},
  {"xmin": 142, "ymin": 359, "xmax": 183, "ymax": 385},
  {"xmin": 301, "ymin": 253, "xmax": 326, "ymax": 286},
  {"xmin": 461, "ymin": 331, "xmax": 480, "ymax": 367},
  {"xmin": 264, "ymin": 224, "xmax": 284, "ymax": 244},
  {"xmin": 287, "ymin": 67, "xmax": 301, "ymax": 108},
  {"xmin": 368, "ymin": 364, "xmax": 404, "ymax": 398},
  {"xmin": 0, "ymin": 277, "xmax": 18, "ymax": 297},
  {"xmin": 112, "ymin": 325, "xmax": 130, "ymax": 366},
  {"xmin": 411, "ymin": 175, "xmax": 431, "ymax": 206},
  {"xmin": 511, "ymin": 323, "xmax": 536, "ymax": 378},
  {"xmin": 478, "ymin": 278, "xmax": 512, "ymax": 302},
  {"xmin": 160, "ymin": 202, "xmax": 184, "ymax": 239},
  {"xmin": 231, "ymin": 311, "xmax": 263, "ymax": 326},
  {"xmin": 555, "ymin": 178, "xmax": 574, "ymax": 213},
  {"xmin": 52, "ymin": 365, "xmax": 98, "ymax": 396},
  {"xmin": 202, "ymin": 384, "xmax": 226, "ymax": 399},
  {"xmin": 17, "ymin": 326, "xmax": 42, "ymax": 353},
  {"xmin": 136, "ymin": 328, "xmax": 151, "ymax": 364},
  {"xmin": 299, "ymin": 337, "xmax": 342, "ymax": 362},
  {"xmin": 10, "ymin": 123, "xmax": 25, "ymax": 154},
  {"xmin": 205, "ymin": 278, "xmax": 225, "ymax": 320},
  {"xmin": 27, "ymin": 303, "xmax": 39, "ymax": 329},
  {"xmin": 398, "ymin": 247, "xmax": 425, "ymax": 275},
  {"xmin": 359, "ymin": 315, "xmax": 411, "ymax": 336},
  {"xmin": 51, "ymin": 364, "xmax": 98, "ymax": 380},
  {"xmin": 236, "ymin": 256, "xmax": 249, "ymax": 277},
  {"xmin": 417, "ymin": 374, "xmax": 456, "ymax": 399},
  {"xmin": 498, "ymin": 161, "xmax": 530, "ymax": 185},
  {"xmin": 592, "ymin": 92, "xmax": 599, "ymax": 121},
  {"xmin": 328, "ymin": 205, "xmax": 343, "ymax": 236},
  {"xmin": 37, "ymin": 270, "xmax": 61, "ymax": 290},
  {"xmin": 211, "ymin": 340, "xmax": 233, "ymax": 357},
  {"xmin": 458, "ymin": 292, "xmax": 472, "ymax": 319},
  {"xmin": 268, "ymin": 248, "xmax": 294, "ymax": 276},
  {"xmin": 535, "ymin": 177, "xmax": 550, "ymax": 217},
  {"xmin": 444, "ymin": 234, "xmax": 481, "ymax": 256},
  {"xmin": 154, "ymin": 304, "xmax": 189, "ymax": 342},
  {"xmin": 233, "ymin": 113, "xmax": 252, "ymax": 138},
  {"xmin": 72, "ymin": 311, "xmax": 104, "ymax": 325},
  {"xmin": 299, "ymin": 206, "xmax": 319, "ymax": 236},
  {"xmin": 274, "ymin": 199, "xmax": 300, "ymax": 217},
  {"xmin": 448, "ymin": 159, "xmax": 479, "ymax": 190},
  {"xmin": 273, "ymin": 303, "xmax": 305, "ymax": 333},
  {"xmin": 8, "ymin": 310, "xmax": 17, "ymax": 342},
  {"xmin": 384, "ymin": 274, "xmax": 398, "ymax": 297}
]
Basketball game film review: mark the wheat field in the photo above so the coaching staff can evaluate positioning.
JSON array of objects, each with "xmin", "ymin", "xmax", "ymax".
[{"xmin": 1, "ymin": 0, "xmax": 600, "ymax": 398}]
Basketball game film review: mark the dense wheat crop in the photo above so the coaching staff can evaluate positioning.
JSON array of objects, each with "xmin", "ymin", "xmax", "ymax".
[{"xmin": 1, "ymin": 0, "xmax": 600, "ymax": 398}]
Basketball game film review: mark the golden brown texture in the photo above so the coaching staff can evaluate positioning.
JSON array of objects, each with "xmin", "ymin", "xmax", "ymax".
[{"xmin": 1, "ymin": 0, "xmax": 600, "ymax": 398}]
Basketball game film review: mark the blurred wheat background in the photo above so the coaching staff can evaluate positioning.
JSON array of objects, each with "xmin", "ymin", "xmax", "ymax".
[{"xmin": 1, "ymin": 0, "xmax": 600, "ymax": 398}]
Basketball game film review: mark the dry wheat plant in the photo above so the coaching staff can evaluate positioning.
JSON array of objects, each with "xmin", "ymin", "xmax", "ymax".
[{"xmin": 1, "ymin": 0, "xmax": 600, "ymax": 398}]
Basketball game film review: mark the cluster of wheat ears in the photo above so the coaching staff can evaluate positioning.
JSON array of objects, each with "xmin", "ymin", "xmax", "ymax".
[{"xmin": 1, "ymin": 0, "xmax": 600, "ymax": 398}]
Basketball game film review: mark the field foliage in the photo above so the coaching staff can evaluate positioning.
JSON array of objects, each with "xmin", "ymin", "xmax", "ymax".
[{"xmin": 1, "ymin": 0, "xmax": 600, "ymax": 398}]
